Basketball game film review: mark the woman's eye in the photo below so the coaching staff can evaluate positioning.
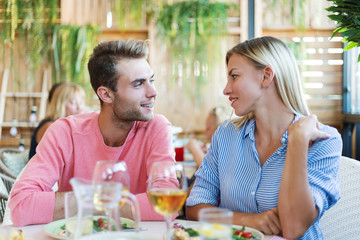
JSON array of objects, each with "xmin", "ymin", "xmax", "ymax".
[{"xmin": 231, "ymin": 74, "xmax": 238, "ymax": 79}]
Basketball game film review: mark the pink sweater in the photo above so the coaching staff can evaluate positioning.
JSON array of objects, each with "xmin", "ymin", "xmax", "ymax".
[{"xmin": 9, "ymin": 112, "xmax": 176, "ymax": 226}]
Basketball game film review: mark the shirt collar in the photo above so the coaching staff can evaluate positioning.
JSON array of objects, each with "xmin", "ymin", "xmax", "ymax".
[{"xmin": 243, "ymin": 113, "xmax": 302, "ymax": 144}]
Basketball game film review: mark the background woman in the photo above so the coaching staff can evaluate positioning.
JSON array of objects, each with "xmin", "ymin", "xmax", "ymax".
[
  {"xmin": 186, "ymin": 106, "xmax": 231, "ymax": 167},
  {"xmin": 186, "ymin": 36, "xmax": 342, "ymax": 239},
  {"xmin": 29, "ymin": 82, "xmax": 86, "ymax": 159}
]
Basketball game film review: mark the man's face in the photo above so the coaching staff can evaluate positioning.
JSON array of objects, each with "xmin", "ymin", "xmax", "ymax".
[{"xmin": 111, "ymin": 58, "xmax": 157, "ymax": 123}]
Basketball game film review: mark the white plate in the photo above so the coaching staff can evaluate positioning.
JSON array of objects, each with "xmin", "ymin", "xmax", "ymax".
[
  {"xmin": 171, "ymin": 221, "xmax": 265, "ymax": 240},
  {"xmin": 43, "ymin": 217, "xmax": 135, "ymax": 240},
  {"xmin": 77, "ymin": 232, "xmax": 154, "ymax": 240}
]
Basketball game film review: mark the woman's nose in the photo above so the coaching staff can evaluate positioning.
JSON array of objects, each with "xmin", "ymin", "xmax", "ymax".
[{"xmin": 223, "ymin": 82, "xmax": 231, "ymax": 95}]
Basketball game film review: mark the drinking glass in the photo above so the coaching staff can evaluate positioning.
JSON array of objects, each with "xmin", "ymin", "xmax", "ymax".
[
  {"xmin": 93, "ymin": 181, "xmax": 123, "ymax": 232},
  {"xmin": 198, "ymin": 208, "xmax": 233, "ymax": 240},
  {"xmin": 93, "ymin": 160, "xmax": 130, "ymax": 192},
  {"xmin": 64, "ymin": 191, "xmax": 94, "ymax": 239},
  {"xmin": 92, "ymin": 160, "xmax": 140, "ymax": 231},
  {"xmin": 147, "ymin": 162, "xmax": 188, "ymax": 239}
]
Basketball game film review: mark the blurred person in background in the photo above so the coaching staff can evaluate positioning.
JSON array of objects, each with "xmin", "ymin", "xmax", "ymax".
[
  {"xmin": 28, "ymin": 82, "xmax": 86, "ymax": 159},
  {"xmin": 185, "ymin": 106, "xmax": 231, "ymax": 167}
]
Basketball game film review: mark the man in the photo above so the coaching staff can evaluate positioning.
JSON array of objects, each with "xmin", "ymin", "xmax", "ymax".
[{"xmin": 9, "ymin": 39, "xmax": 177, "ymax": 226}]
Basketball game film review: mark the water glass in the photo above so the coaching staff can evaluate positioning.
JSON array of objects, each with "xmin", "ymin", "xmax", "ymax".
[
  {"xmin": 64, "ymin": 191, "xmax": 93, "ymax": 240},
  {"xmin": 198, "ymin": 208, "xmax": 233, "ymax": 240}
]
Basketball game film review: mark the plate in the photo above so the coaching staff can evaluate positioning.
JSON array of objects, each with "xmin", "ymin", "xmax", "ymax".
[
  {"xmin": 77, "ymin": 232, "xmax": 153, "ymax": 240},
  {"xmin": 171, "ymin": 222, "xmax": 265, "ymax": 240},
  {"xmin": 43, "ymin": 217, "xmax": 135, "ymax": 240},
  {"xmin": 232, "ymin": 226, "xmax": 264, "ymax": 240}
]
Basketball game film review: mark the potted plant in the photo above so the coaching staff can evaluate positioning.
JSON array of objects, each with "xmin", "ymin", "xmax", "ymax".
[{"xmin": 326, "ymin": 0, "xmax": 360, "ymax": 61}]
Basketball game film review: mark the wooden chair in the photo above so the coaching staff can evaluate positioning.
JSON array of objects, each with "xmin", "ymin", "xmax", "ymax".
[{"xmin": 319, "ymin": 156, "xmax": 360, "ymax": 239}]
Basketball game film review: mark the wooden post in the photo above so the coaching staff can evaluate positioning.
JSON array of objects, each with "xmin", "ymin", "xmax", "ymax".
[
  {"xmin": 0, "ymin": 69, "xmax": 9, "ymax": 137},
  {"xmin": 38, "ymin": 69, "xmax": 49, "ymax": 121}
]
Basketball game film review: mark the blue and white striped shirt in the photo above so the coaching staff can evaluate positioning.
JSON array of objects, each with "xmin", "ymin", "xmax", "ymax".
[{"xmin": 186, "ymin": 115, "xmax": 342, "ymax": 239}]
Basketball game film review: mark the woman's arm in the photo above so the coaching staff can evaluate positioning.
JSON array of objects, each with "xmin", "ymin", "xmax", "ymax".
[
  {"xmin": 185, "ymin": 138, "xmax": 205, "ymax": 167},
  {"xmin": 278, "ymin": 115, "xmax": 330, "ymax": 239},
  {"xmin": 187, "ymin": 204, "xmax": 281, "ymax": 235}
]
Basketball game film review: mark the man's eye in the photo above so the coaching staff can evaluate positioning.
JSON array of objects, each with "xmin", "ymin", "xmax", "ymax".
[{"xmin": 134, "ymin": 82, "xmax": 144, "ymax": 87}]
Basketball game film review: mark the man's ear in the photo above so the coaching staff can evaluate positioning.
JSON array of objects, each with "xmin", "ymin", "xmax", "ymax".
[
  {"xmin": 97, "ymin": 86, "xmax": 114, "ymax": 103},
  {"xmin": 262, "ymin": 66, "xmax": 275, "ymax": 88}
]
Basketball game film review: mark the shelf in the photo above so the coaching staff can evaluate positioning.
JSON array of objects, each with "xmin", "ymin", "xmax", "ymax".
[
  {"xmin": 0, "ymin": 68, "xmax": 49, "ymax": 137},
  {"xmin": 0, "ymin": 122, "xmax": 38, "ymax": 128},
  {"xmin": 4, "ymin": 92, "xmax": 44, "ymax": 98}
]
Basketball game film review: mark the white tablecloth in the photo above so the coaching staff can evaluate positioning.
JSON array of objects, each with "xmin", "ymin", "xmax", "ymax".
[{"xmin": 4, "ymin": 219, "xmax": 275, "ymax": 240}]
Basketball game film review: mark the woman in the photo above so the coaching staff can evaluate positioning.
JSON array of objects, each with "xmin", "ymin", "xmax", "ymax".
[
  {"xmin": 186, "ymin": 36, "xmax": 342, "ymax": 239},
  {"xmin": 29, "ymin": 82, "xmax": 85, "ymax": 159},
  {"xmin": 186, "ymin": 106, "xmax": 230, "ymax": 167}
]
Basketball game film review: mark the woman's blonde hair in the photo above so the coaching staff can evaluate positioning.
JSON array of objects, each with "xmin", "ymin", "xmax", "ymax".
[
  {"xmin": 226, "ymin": 36, "xmax": 310, "ymax": 129},
  {"xmin": 46, "ymin": 82, "xmax": 85, "ymax": 120}
]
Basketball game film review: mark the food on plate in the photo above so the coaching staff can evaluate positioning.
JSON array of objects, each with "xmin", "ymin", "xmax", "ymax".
[
  {"xmin": 0, "ymin": 229, "xmax": 27, "ymax": 240},
  {"xmin": 58, "ymin": 217, "xmax": 133, "ymax": 237},
  {"xmin": 173, "ymin": 223, "xmax": 261, "ymax": 240}
]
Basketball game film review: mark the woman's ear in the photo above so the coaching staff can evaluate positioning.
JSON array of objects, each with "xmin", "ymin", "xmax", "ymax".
[
  {"xmin": 261, "ymin": 66, "xmax": 275, "ymax": 88},
  {"xmin": 97, "ymin": 86, "xmax": 114, "ymax": 103}
]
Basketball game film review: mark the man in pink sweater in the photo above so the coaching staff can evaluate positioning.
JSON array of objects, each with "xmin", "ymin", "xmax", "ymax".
[{"xmin": 9, "ymin": 39, "xmax": 177, "ymax": 226}]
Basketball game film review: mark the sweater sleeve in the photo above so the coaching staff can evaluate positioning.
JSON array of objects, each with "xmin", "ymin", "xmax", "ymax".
[
  {"xmin": 9, "ymin": 120, "xmax": 71, "ymax": 226},
  {"xmin": 137, "ymin": 115, "xmax": 178, "ymax": 220}
]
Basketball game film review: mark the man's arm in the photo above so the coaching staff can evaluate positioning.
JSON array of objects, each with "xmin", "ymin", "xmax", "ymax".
[
  {"xmin": 53, "ymin": 192, "xmax": 67, "ymax": 221},
  {"xmin": 9, "ymin": 121, "xmax": 69, "ymax": 226}
]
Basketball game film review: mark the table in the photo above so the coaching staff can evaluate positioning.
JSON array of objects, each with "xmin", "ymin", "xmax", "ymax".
[{"xmin": 7, "ymin": 219, "xmax": 275, "ymax": 240}]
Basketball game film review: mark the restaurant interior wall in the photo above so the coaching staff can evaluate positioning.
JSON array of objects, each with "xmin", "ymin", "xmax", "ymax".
[{"xmin": 0, "ymin": 0, "xmax": 342, "ymax": 148}]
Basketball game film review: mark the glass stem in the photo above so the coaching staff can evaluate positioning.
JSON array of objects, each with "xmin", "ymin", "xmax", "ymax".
[
  {"xmin": 107, "ymin": 210, "xmax": 112, "ymax": 231},
  {"xmin": 164, "ymin": 216, "xmax": 171, "ymax": 240}
]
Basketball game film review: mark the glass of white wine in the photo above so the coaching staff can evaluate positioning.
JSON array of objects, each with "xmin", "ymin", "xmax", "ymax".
[{"xmin": 147, "ymin": 162, "xmax": 188, "ymax": 239}]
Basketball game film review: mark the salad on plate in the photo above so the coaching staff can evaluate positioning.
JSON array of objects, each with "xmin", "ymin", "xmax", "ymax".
[
  {"xmin": 43, "ymin": 216, "xmax": 135, "ymax": 239},
  {"xmin": 172, "ymin": 222, "xmax": 264, "ymax": 240}
]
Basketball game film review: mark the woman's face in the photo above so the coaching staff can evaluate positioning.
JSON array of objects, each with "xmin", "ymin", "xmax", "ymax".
[
  {"xmin": 65, "ymin": 95, "xmax": 85, "ymax": 116},
  {"xmin": 204, "ymin": 114, "xmax": 218, "ymax": 141},
  {"xmin": 223, "ymin": 54, "xmax": 263, "ymax": 117}
]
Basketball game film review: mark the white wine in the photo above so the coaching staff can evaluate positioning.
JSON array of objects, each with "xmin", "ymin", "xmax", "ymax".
[{"xmin": 148, "ymin": 189, "xmax": 187, "ymax": 216}]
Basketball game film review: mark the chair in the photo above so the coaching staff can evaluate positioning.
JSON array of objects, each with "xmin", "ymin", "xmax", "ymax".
[
  {"xmin": 319, "ymin": 156, "xmax": 360, "ymax": 239},
  {"xmin": 0, "ymin": 172, "xmax": 15, "ymax": 223},
  {"xmin": 0, "ymin": 148, "xmax": 29, "ymax": 179}
]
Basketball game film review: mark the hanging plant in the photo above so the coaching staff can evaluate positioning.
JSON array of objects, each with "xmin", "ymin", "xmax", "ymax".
[
  {"xmin": 51, "ymin": 24, "xmax": 100, "ymax": 95},
  {"xmin": 0, "ymin": 0, "xmax": 58, "ymax": 68},
  {"xmin": 326, "ymin": 0, "xmax": 360, "ymax": 61},
  {"xmin": 266, "ymin": 0, "xmax": 308, "ymax": 30},
  {"xmin": 113, "ymin": 0, "xmax": 160, "ymax": 30},
  {"xmin": 0, "ymin": 0, "xmax": 100, "ymax": 97},
  {"xmin": 156, "ymin": 0, "xmax": 236, "ymax": 101}
]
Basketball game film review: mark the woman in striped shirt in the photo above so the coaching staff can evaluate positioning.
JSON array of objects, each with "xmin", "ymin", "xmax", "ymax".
[{"xmin": 186, "ymin": 36, "xmax": 342, "ymax": 240}]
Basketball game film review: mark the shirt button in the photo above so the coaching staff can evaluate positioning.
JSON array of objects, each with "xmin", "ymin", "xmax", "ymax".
[{"xmin": 251, "ymin": 191, "xmax": 255, "ymax": 196}]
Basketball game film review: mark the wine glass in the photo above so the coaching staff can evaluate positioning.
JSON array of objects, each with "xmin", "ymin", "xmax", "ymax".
[
  {"xmin": 93, "ymin": 160, "xmax": 130, "ymax": 191},
  {"xmin": 92, "ymin": 160, "xmax": 140, "ymax": 231},
  {"xmin": 147, "ymin": 162, "xmax": 188, "ymax": 239}
]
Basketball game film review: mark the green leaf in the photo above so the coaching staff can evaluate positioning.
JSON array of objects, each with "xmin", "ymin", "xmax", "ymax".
[{"xmin": 343, "ymin": 41, "xmax": 358, "ymax": 50}]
